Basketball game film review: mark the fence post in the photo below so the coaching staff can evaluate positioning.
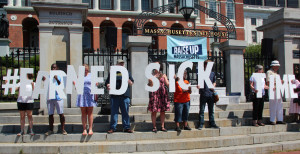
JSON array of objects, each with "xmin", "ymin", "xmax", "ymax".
[
  {"xmin": 220, "ymin": 40, "xmax": 247, "ymax": 103},
  {"xmin": 126, "ymin": 36, "xmax": 152, "ymax": 106}
]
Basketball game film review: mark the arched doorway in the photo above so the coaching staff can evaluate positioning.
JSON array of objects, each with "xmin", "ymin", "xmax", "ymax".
[
  {"xmin": 82, "ymin": 20, "xmax": 93, "ymax": 50},
  {"xmin": 122, "ymin": 21, "xmax": 133, "ymax": 49},
  {"xmin": 144, "ymin": 22, "xmax": 158, "ymax": 49},
  {"xmin": 22, "ymin": 18, "xmax": 39, "ymax": 48},
  {"xmin": 170, "ymin": 23, "xmax": 184, "ymax": 31},
  {"xmin": 100, "ymin": 20, "xmax": 116, "ymax": 50}
]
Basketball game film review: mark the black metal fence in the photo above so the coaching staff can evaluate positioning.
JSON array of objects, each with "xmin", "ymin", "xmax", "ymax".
[
  {"xmin": 148, "ymin": 48, "xmax": 226, "ymax": 103},
  {"xmin": 0, "ymin": 47, "xmax": 40, "ymax": 102},
  {"xmin": 82, "ymin": 48, "xmax": 130, "ymax": 106},
  {"xmin": 244, "ymin": 52, "xmax": 273, "ymax": 101}
]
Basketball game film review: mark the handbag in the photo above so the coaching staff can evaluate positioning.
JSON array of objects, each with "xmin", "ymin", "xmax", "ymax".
[{"xmin": 213, "ymin": 91, "xmax": 219, "ymax": 103}]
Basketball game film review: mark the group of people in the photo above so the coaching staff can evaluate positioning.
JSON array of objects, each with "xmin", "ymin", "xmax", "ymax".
[
  {"xmin": 250, "ymin": 60, "xmax": 300, "ymax": 127},
  {"xmin": 14, "ymin": 59, "xmax": 300, "ymax": 136}
]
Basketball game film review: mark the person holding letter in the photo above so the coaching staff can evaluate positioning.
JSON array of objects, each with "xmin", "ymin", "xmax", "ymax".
[
  {"xmin": 45, "ymin": 63, "xmax": 67, "ymax": 135},
  {"xmin": 174, "ymin": 70, "xmax": 192, "ymax": 132},
  {"xmin": 76, "ymin": 64, "xmax": 97, "ymax": 135},
  {"xmin": 266, "ymin": 60, "xmax": 285, "ymax": 125},
  {"xmin": 106, "ymin": 59, "xmax": 134, "ymax": 134},
  {"xmin": 249, "ymin": 65, "xmax": 269, "ymax": 127},
  {"xmin": 289, "ymin": 74, "xmax": 300, "ymax": 123},
  {"xmin": 148, "ymin": 62, "xmax": 170, "ymax": 132},
  {"xmin": 197, "ymin": 60, "xmax": 219, "ymax": 130}
]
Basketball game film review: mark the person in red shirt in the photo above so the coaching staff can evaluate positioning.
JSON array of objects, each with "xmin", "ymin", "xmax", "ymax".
[{"xmin": 174, "ymin": 70, "xmax": 192, "ymax": 132}]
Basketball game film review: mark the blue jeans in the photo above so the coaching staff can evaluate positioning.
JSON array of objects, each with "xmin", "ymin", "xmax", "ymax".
[
  {"xmin": 174, "ymin": 102, "xmax": 190, "ymax": 122},
  {"xmin": 199, "ymin": 96, "xmax": 215, "ymax": 126},
  {"xmin": 110, "ymin": 96, "xmax": 131, "ymax": 130}
]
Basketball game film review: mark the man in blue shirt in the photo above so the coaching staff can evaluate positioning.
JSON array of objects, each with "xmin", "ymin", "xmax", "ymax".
[
  {"xmin": 197, "ymin": 60, "xmax": 219, "ymax": 130},
  {"xmin": 45, "ymin": 63, "xmax": 67, "ymax": 135},
  {"xmin": 105, "ymin": 59, "xmax": 134, "ymax": 134}
]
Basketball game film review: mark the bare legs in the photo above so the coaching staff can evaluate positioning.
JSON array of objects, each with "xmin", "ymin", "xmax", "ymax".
[
  {"xmin": 151, "ymin": 112, "xmax": 167, "ymax": 131},
  {"xmin": 18, "ymin": 110, "xmax": 34, "ymax": 136},
  {"xmin": 80, "ymin": 107, "xmax": 94, "ymax": 135}
]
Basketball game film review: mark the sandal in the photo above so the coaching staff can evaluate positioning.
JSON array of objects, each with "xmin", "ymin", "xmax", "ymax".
[
  {"xmin": 152, "ymin": 127, "xmax": 157, "ymax": 133},
  {"xmin": 161, "ymin": 127, "xmax": 168, "ymax": 132},
  {"xmin": 30, "ymin": 129, "xmax": 35, "ymax": 136},
  {"xmin": 88, "ymin": 130, "xmax": 93, "ymax": 135}
]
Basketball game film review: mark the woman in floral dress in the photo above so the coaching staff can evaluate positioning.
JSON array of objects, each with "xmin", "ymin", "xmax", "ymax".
[{"xmin": 148, "ymin": 62, "xmax": 170, "ymax": 132}]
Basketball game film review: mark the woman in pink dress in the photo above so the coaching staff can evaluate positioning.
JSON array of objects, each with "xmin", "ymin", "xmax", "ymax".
[
  {"xmin": 148, "ymin": 62, "xmax": 170, "ymax": 132},
  {"xmin": 289, "ymin": 74, "xmax": 300, "ymax": 123}
]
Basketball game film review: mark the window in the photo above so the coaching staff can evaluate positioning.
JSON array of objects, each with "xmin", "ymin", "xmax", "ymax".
[
  {"xmin": 278, "ymin": 0, "xmax": 285, "ymax": 7},
  {"xmin": 142, "ymin": 0, "xmax": 151, "ymax": 11},
  {"xmin": 226, "ymin": 0, "xmax": 235, "ymax": 20},
  {"xmin": 21, "ymin": 0, "xmax": 31, "ymax": 6},
  {"xmin": 251, "ymin": 18, "xmax": 256, "ymax": 25},
  {"xmin": 121, "ymin": 0, "xmax": 131, "ymax": 10},
  {"xmin": 82, "ymin": 0, "xmax": 93, "ymax": 9},
  {"xmin": 209, "ymin": 0, "xmax": 217, "ymax": 12},
  {"xmin": 169, "ymin": 0, "xmax": 175, "ymax": 13},
  {"xmin": 100, "ymin": 0, "xmax": 112, "ymax": 9},
  {"xmin": 243, "ymin": 0, "xmax": 262, "ymax": 5},
  {"xmin": 252, "ymin": 31, "xmax": 257, "ymax": 43},
  {"xmin": 194, "ymin": 0, "xmax": 199, "ymax": 15},
  {"xmin": 265, "ymin": 0, "xmax": 276, "ymax": 6},
  {"xmin": 287, "ymin": 0, "xmax": 299, "ymax": 8}
]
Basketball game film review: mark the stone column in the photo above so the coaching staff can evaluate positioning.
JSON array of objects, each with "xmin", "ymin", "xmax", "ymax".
[
  {"xmin": 8, "ymin": 0, "xmax": 13, "ymax": 6},
  {"xmin": 126, "ymin": 36, "xmax": 152, "ymax": 106},
  {"xmin": 134, "ymin": 0, "xmax": 142, "ymax": 12},
  {"xmin": 94, "ymin": 0, "xmax": 99, "ymax": 10},
  {"xmin": 69, "ymin": 27, "xmax": 84, "ymax": 108},
  {"xmin": 114, "ymin": 0, "xmax": 120, "ymax": 11},
  {"xmin": 15, "ymin": 0, "xmax": 21, "ymax": 6},
  {"xmin": 220, "ymin": 40, "xmax": 247, "ymax": 103},
  {"xmin": 158, "ymin": 0, "xmax": 162, "ymax": 7}
]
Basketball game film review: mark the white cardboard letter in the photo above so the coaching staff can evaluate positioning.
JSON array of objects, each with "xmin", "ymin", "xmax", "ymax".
[
  {"xmin": 145, "ymin": 63, "xmax": 160, "ymax": 92},
  {"xmin": 91, "ymin": 66, "xmax": 104, "ymax": 94},
  {"xmin": 32, "ymin": 71, "xmax": 49, "ymax": 99},
  {"xmin": 109, "ymin": 66, "xmax": 129, "ymax": 95},
  {"xmin": 178, "ymin": 61, "xmax": 192, "ymax": 90},
  {"xmin": 66, "ymin": 65, "xmax": 84, "ymax": 94},
  {"xmin": 269, "ymin": 75, "xmax": 275, "ymax": 100},
  {"xmin": 197, "ymin": 62, "xmax": 214, "ymax": 89},
  {"xmin": 288, "ymin": 74, "xmax": 298, "ymax": 99},
  {"xmin": 168, "ymin": 64, "xmax": 176, "ymax": 92},
  {"xmin": 252, "ymin": 73, "xmax": 266, "ymax": 98},
  {"xmin": 276, "ymin": 75, "xmax": 289, "ymax": 99},
  {"xmin": 19, "ymin": 68, "xmax": 34, "ymax": 96},
  {"xmin": 49, "ymin": 70, "xmax": 67, "ymax": 99}
]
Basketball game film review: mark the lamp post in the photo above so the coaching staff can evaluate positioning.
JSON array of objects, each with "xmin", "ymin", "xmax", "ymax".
[{"xmin": 179, "ymin": 0, "xmax": 195, "ymax": 21}]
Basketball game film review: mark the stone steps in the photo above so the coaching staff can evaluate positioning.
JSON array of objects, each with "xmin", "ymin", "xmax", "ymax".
[
  {"xmin": 1, "ymin": 124, "xmax": 296, "ymax": 143},
  {"xmin": 1, "ymin": 131, "xmax": 300, "ymax": 153}
]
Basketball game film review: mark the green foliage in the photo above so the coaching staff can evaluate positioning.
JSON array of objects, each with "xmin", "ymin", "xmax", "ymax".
[{"xmin": 245, "ymin": 44, "xmax": 261, "ymax": 55}]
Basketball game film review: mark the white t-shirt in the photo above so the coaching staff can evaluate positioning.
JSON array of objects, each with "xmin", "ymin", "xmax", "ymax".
[
  {"xmin": 17, "ymin": 83, "xmax": 34, "ymax": 103},
  {"xmin": 249, "ymin": 74, "xmax": 265, "ymax": 96}
]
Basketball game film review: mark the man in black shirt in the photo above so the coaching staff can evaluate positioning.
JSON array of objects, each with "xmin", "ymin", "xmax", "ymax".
[{"xmin": 106, "ymin": 59, "xmax": 134, "ymax": 134}]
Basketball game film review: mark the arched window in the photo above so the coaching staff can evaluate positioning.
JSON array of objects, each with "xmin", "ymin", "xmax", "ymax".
[
  {"xmin": 226, "ymin": 0, "xmax": 235, "ymax": 20},
  {"xmin": 82, "ymin": 20, "xmax": 93, "ymax": 50},
  {"xmin": 100, "ymin": 20, "xmax": 116, "ymax": 50},
  {"xmin": 22, "ymin": 18, "xmax": 39, "ymax": 48},
  {"xmin": 122, "ymin": 21, "xmax": 133, "ymax": 49}
]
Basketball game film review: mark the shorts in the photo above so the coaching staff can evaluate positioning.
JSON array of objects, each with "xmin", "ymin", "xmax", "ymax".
[
  {"xmin": 17, "ymin": 102, "xmax": 34, "ymax": 111},
  {"xmin": 47, "ymin": 99, "xmax": 64, "ymax": 115},
  {"xmin": 174, "ymin": 101, "xmax": 190, "ymax": 122}
]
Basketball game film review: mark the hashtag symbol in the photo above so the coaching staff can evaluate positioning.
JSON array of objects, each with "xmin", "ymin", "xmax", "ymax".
[{"xmin": 2, "ymin": 69, "xmax": 20, "ymax": 95}]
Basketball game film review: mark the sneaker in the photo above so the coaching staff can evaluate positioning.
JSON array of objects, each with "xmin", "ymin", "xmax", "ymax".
[
  {"xmin": 210, "ymin": 125, "xmax": 220, "ymax": 129},
  {"xmin": 123, "ymin": 129, "xmax": 133, "ymax": 133},
  {"xmin": 276, "ymin": 121, "xmax": 286, "ymax": 124},
  {"xmin": 197, "ymin": 125, "xmax": 203, "ymax": 130},
  {"xmin": 175, "ymin": 127, "xmax": 181, "ymax": 132},
  {"xmin": 184, "ymin": 126, "xmax": 192, "ymax": 130},
  {"xmin": 45, "ymin": 130, "xmax": 54, "ymax": 136},
  {"xmin": 107, "ymin": 129, "xmax": 115, "ymax": 134},
  {"xmin": 270, "ymin": 122, "xmax": 276, "ymax": 125},
  {"xmin": 62, "ymin": 130, "xmax": 68, "ymax": 135}
]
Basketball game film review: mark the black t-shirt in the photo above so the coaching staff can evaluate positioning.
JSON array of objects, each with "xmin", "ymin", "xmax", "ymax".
[{"xmin": 105, "ymin": 71, "xmax": 134, "ymax": 98}]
